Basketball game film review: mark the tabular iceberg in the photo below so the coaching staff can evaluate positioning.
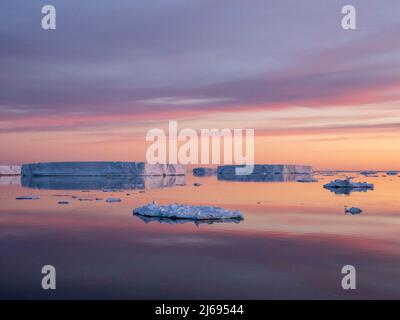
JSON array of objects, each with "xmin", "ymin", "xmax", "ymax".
[
  {"xmin": 0, "ymin": 165, "xmax": 21, "ymax": 176},
  {"xmin": 21, "ymin": 162, "xmax": 186, "ymax": 176},
  {"xmin": 133, "ymin": 202, "xmax": 243, "ymax": 220},
  {"xmin": 217, "ymin": 164, "xmax": 313, "ymax": 175}
]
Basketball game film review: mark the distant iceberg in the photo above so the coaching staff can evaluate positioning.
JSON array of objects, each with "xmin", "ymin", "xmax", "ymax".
[
  {"xmin": 296, "ymin": 178, "xmax": 318, "ymax": 183},
  {"xmin": 193, "ymin": 167, "xmax": 215, "ymax": 177},
  {"xmin": 217, "ymin": 164, "xmax": 313, "ymax": 175},
  {"xmin": 0, "ymin": 165, "xmax": 21, "ymax": 176},
  {"xmin": 133, "ymin": 202, "xmax": 243, "ymax": 220},
  {"xmin": 360, "ymin": 170, "xmax": 378, "ymax": 176},
  {"xmin": 387, "ymin": 171, "xmax": 398, "ymax": 176},
  {"xmin": 218, "ymin": 172, "xmax": 312, "ymax": 182},
  {"xmin": 21, "ymin": 162, "xmax": 185, "ymax": 176}
]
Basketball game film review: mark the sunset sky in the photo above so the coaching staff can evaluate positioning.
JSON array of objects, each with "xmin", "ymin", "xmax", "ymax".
[{"xmin": 1, "ymin": 0, "xmax": 399, "ymax": 169}]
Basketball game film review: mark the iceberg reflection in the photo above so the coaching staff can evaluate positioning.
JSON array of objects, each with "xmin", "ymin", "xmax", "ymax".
[
  {"xmin": 0, "ymin": 176, "xmax": 21, "ymax": 186},
  {"xmin": 324, "ymin": 187, "xmax": 373, "ymax": 195},
  {"xmin": 133, "ymin": 213, "xmax": 243, "ymax": 226},
  {"xmin": 21, "ymin": 175, "xmax": 186, "ymax": 190}
]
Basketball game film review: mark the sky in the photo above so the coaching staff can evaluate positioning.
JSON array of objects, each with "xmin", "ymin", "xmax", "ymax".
[{"xmin": 0, "ymin": 0, "xmax": 399, "ymax": 169}]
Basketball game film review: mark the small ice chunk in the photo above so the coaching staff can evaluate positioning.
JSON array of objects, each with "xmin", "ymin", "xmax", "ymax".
[
  {"xmin": 345, "ymin": 207, "xmax": 362, "ymax": 215},
  {"xmin": 58, "ymin": 201, "xmax": 69, "ymax": 205},
  {"xmin": 106, "ymin": 197, "xmax": 122, "ymax": 203},
  {"xmin": 296, "ymin": 178, "xmax": 318, "ymax": 183},
  {"xmin": 133, "ymin": 202, "xmax": 243, "ymax": 220},
  {"xmin": 193, "ymin": 182, "xmax": 202, "ymax": 187},
  {"xmin": 16, "ymin": 195, "xmax": 40, "ymax": 200}
]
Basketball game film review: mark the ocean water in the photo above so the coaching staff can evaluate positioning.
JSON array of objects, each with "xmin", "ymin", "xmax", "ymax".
[{"xmin": 0, "ymin": 172, "xmax": 399, "ymax": 299}]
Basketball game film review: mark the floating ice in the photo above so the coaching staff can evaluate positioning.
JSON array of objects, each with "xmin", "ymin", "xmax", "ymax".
[
  {"xmin": 217, "ymin": 164, "xmax": 313, "ymax": 175},
  {"xmin": 387, "ymin": 171, "xmax": 398, "ymax": 176},
  {"xmin": 323, "ymin": 178, "xmax": 373, "ymax": 190},
  {"xmin": 193, "ymin": 167, "xmax": 215, "ymax": 177},
  {"xmin": 345, "ymin": 207, "xmax": 362, "ymax": 215},
  {"xmin": 21, "ymin": 162, "xmax": 185, "ymax": 176},
  {"xmin": 133, "ymin": 202, "xmax": 243, "ymax": 220},
  {"xmin": 0, "ymin": 165, "xmax": 21, "ymax": 176},
  {"xmin": 58, "ymin": 201, "xmax": 69, "ymax": 205},
  {"xmin": 106, "ymin": 197, "xmax": 122, "ymax": 203},
  {"xmin": 360, "ymin": 170, "xmax": 378, "ymax": 176},
  {"xmin": 16, "ymin": 195, "xmax": 40, "ymax": 200},
  {"xmin": 296, "ymin": 178, "xmax": 318, "ymax": 183}
]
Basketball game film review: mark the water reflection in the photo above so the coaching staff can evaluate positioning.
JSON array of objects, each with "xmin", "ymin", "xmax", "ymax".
[
  {"xmin": 217, "ymin": 172, "xmax": 313, "ymax": 182},
  {"xmin": 324, "ymin": 186, "xmax": 374, "ymax": 195},
  {"xmin": 0, "ymin": 176, "xmax": 21, "ymax": 185},
  {"xmin": 134, "ymin": 213, "xmax": 243, "ymax": 226},
  {"xmin": 21, "ymin": 175, "xmax": 186, "ymax": 190}
]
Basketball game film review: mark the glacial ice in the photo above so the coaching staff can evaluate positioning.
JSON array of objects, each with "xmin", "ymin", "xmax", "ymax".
[
  {"xmin": 22, "ymin": 174, "xmax": 186, "ymax": 190},
  {"xmin": 0, "ymin": 165, "xmax": 21, "ymax": 176},
  {"xmin": 106, "ymin": 197, "xmax": 122, "ymax": 203},
  {"xmin": 217, "ymin": 164, "xmax": 313, "ymax": 175},
  {"xmin": 21, "ymin": 162, "xmax": 186, "ymax": 176},
  {"xmin": 133, "ymin": 202, "xmax": 244, "ymax": 220}
]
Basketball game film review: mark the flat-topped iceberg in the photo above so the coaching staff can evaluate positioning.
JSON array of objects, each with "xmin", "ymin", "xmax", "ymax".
[
  {"xmin": 133, "ymin": 202, "xmax": 243, "ymax": 220},
  {"xmin": 21, "ymin": 162, "xmax": 185, "ymax": 176},
  {"xmin": 0, "ymin": 165, "xmax": 21, "ymax": 176},
  {"xmin": 323, "ymin": 178, "xmax": 373, "ymax": 190},
  {"xmin": 217, "ymin": 164, "xmax": 313, "ymax": 175}
]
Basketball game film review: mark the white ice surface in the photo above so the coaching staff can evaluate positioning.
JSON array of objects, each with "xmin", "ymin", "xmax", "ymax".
[{"xmin": 134, "ymin": 202, "xmax": 243, "ymax": 220}]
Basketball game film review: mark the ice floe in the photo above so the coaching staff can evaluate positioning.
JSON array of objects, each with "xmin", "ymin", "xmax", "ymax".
[
  {"xmin": 16, "ymin": 195, "xmax": 40, "ymax": 200},
  {"xmin": 133, "ymin": 202, "xmax": 243, "ymax": 220},
  {"xmin": 106, "ymin": 197, "xmax": 122, "ymax": 203},
  {"xmin": 345, "ymin": 207, "xmax": 362, "ymax": 215},
  {"xmin": 296, "ymin": 178, "xmax": 318, "ymax": 183}
]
